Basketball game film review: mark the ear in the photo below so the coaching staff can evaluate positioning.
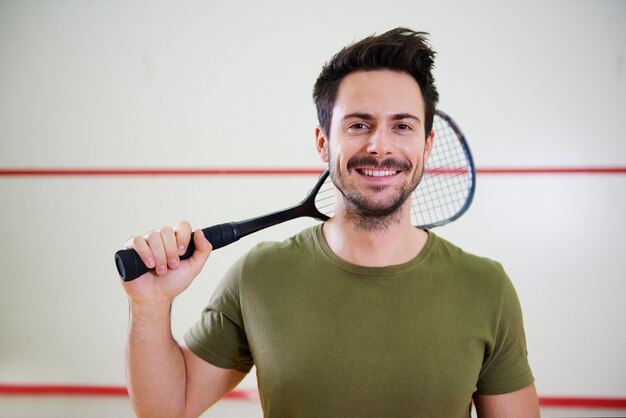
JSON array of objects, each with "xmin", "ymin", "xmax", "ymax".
[
  {"xmin": 315, "ymin": 127, "xmax": 330, "ymax": 163},
  {"xmin": 423, "ymin": 129, "xmax": 435, "ymax": 164}
]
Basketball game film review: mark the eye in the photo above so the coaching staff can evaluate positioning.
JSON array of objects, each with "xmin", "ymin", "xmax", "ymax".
[
  {"xmin": 395, "ymin": 123, "xmax": 413, "ymax": 130},
  {"xmin": 347, "ymin": 122, "xmax": 369, "ymax": 131}
]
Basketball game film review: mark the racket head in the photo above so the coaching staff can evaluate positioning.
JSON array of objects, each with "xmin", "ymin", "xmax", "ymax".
[
  {"xmin": 312, "ymin": 110, "xmax": 475, "ymax": 229},
  {"xmin": 412, "ymin": 109, "xmax": 475, "ymax": 228}
]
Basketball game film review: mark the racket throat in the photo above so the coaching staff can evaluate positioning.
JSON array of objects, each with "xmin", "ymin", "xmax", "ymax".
[{"xmin": 236, "ymin": 203, "xmax": 315, "ymax": 238}]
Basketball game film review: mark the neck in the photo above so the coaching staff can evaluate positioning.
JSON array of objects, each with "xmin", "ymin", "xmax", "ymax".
[{"xmin": 322, "ymin": 200, "xmax": 428, "ymax": 267}]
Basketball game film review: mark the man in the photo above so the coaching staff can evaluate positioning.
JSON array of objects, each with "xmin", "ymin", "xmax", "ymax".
[{"xmin": 122, "ymin": 28, "xmax": 539, "ymax": 417}]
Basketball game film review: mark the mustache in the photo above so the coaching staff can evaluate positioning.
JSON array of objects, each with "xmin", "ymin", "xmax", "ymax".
[{"xmin": 346, "ymin": 155, "xmax": 412, "ymax": 172}]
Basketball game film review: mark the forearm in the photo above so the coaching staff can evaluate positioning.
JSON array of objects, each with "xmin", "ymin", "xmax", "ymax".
[{"xmin": 126, "ymin": 301, "xmax": 187, "ymax": 418}]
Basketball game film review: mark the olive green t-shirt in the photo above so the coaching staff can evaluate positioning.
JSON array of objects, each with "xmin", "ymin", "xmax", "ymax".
[{"xmin": 185, "ymin": 226, "xmax": 534, "ymax": 417}]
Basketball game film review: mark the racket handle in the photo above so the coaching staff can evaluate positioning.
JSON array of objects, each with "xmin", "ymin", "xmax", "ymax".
[{"xmin": 114, "ymin": 223, "xmax": 241, "ymax": 282}]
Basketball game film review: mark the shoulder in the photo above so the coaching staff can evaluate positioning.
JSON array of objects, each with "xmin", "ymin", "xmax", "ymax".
[
  {"xmin": 210, "ymin": 226, "xmax": 319, "ymax": 304},
  {"xmin": 427, "ymin": 232, "xmax": 514, "ymax": 299},
  {"xmin": 246, "ymin": 225, "xmax": 317, "ymax": 257},
  {"xmin": 430, "ymin": 233, "xmax": 506, "ymax": 277},
  {"xmin": 237, "ymin": 225, "xmax": 320, "ymax": 273}
]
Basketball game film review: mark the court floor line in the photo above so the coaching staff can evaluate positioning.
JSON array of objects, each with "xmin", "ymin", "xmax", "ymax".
[{"xmin": 1, "ymin": 384, "xmax": 625, "ymax": 409}]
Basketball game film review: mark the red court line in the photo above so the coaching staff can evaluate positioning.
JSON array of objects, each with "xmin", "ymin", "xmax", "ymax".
[
  {"xmin": 477, "ymin": 167, "xmax": 626, "ymax": 174},
  {"xmin": 0, "ymin": 384, "xmax": 128, "ymax": 397},
  {"xmin": 539, "ymin": 396, "xmax": 626, "ymax": 409},
  {"xmin": 1, "ymin": 385, "xmax": 625, "ymax": 408},
  {"xmin": 0, "ymin": 168, "xmax": 325, "ymax": 176},
  {"xmin": 0, "ymin": 167, "xmax": 625, "ymax": 176}
]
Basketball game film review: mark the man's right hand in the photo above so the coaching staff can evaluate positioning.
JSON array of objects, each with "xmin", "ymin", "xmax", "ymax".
[
  {"xmin": 120, "ymin": 220, "xmax": 213, "ymax": 305},
  {"xmin": 121, "ymin": 221, "xmax": 229, "ymax": 418}
]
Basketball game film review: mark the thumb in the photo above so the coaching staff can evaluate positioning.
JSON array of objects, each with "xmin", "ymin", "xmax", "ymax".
[{"xmin": 187, "ymin": 229, "xmax": 212, "ymax": 277}]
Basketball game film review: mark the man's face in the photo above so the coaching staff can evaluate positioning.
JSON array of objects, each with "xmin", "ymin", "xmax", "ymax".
[{"xmin": 316, "ymin": 70, "xmax": 434, "ymax": 218}]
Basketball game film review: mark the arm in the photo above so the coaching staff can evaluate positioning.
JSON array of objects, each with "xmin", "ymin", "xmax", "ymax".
[
  {"xmin": 474, "ymin": 384, "xmax": 540, "ymax": 418},
  {"xmin": 122, "ymin": 222, "xmax": 245, "ymax": 418},
  {"xmin": 179, "ymin": 339, "xmax": 247, "ymax": 417}
]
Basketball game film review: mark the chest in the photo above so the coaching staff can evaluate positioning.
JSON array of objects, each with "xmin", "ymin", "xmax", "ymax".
[{"xmin": 242, "ymin": 273, "xmax": 491, "ymax": 416}]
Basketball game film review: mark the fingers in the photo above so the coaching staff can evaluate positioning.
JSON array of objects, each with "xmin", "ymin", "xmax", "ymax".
[
  {"xmin": 156, "ymin": 226, "xmax": 180, "ymax": 270},
  {"xmin": 125, "ymin": 235, "xmax": 156, "ymax": 270},
  {"xmin": 174, "ymin": 220, "xmax": 192, "ymax": 256},
  {"xmin": 144, "ymin": 229, "xmax": 169, "ymax": 275},
  {"xmin": 124, "ymin": 221, "xmax": 194, "ymax": 276},
  {"xmin": 188, "ymin": 229, "xmax": 213, "ymax": 278}
]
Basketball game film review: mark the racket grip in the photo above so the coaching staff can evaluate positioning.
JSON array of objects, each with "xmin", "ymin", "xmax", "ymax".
[{"xmin": 114, "ymin": 223, "xmax": 241, "ymax": 282}]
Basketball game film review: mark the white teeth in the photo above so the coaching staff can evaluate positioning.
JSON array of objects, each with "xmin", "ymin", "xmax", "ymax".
[{"xmin": 362, "ymin": 169, "xmax": 397, "ymax": 177}]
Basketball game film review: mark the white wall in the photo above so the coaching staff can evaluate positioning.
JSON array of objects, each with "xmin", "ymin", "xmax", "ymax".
[{"xmin": 1, "ymin": 0, "xmax": 624, "ymax": 400}]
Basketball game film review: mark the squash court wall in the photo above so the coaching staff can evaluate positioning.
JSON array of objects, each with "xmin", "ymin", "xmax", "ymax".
[{"xmin": 0, "ymin": 0, "xmax": 624, "ymax": 413}]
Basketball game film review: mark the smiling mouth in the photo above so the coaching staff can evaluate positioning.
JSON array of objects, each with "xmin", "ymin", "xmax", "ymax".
[
  {"xmin": 356, "ymin": 169, "xmax": 401, "ymax": 177},
  {"xmin": 347, "ymin": 156, "xmax": 411, "ymax": 178}
]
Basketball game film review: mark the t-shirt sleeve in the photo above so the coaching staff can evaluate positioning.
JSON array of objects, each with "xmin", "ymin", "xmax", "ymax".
[
  {"xmin": 476, "ymin": 270, "xmax": 535, "ymax": 395},
  {"xmin": 183, "ymin": 256, "xmax": 254, "ymax": 374}
]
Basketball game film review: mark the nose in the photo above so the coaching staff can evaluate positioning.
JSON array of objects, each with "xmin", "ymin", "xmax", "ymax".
[{"xmin": 366, "ymin": 128, "xmax": 393, "ymax": 156}]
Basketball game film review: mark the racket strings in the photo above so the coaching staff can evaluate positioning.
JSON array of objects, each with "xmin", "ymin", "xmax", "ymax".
[
  {"xmin": 314, "ymin": 184, "xmax": 336, "ymax": 216},
  {"xmin": 413, "ymin": 115, "xmax": 472, "ymax": 227}
]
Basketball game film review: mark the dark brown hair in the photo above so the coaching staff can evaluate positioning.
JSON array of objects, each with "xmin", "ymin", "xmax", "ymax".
[{"xmin": 313, "ymin": 28, "xmax": 439, "ymax": 139}]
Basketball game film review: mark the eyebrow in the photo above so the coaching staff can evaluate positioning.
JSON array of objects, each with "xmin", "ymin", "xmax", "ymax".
[
  {"xmin": 342, "ymin": 112, "xmax": 422, "ymax": 123},
  {"xmin": 392, "ymin": 113, "xmax": 421, "ymax": 123}
]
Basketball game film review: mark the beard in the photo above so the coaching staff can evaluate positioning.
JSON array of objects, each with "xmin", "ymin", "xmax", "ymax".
[{"xmin": 330, "ymin": 154, "xmax": 425, "ymax": 231}]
